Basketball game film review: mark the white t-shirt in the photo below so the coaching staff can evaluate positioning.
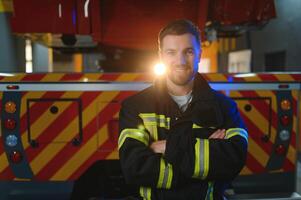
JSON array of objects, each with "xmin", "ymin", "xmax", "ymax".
[{"xmin": 169, "ymin": 90, "xmax": 193, "ymax": 112}]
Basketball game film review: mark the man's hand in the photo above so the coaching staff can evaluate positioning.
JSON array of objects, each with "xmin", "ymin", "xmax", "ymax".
[
  {"xmin": 150, "ymin": 140, "xmax": 166, "ymax": 154},
  {"xmin": 209, "ymin": 129, "xmax": 226, "ymax": 139},
  {"xmin": 150, "ymin": 129, "xmax": 225, "ymax": 154}
]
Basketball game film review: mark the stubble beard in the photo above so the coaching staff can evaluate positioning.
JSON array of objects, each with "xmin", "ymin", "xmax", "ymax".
[{"xmin": 167, "ymin": 65, "xmax": 196, "ymax": 86}]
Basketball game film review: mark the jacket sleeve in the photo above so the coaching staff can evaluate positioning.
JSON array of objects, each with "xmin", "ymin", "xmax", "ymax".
[
  {"xmin": 164, "ymin": 99, "xmax": 248, "ymax": 181},
  {"xmin": 118, "ymin": 101, "xmax": 176, "ymax": 189}
]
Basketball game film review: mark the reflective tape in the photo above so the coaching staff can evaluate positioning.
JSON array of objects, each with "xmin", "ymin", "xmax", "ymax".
[
  {"xmin": 193, "ymin": 139, "xmax": 209, "ymax": 179},
  {"xmin": 205, "ymin": 181, "xmax": 214, "ymax": 200},
  {"xmin": 193, "ymin": 124, "xmax": 202, "ymax": 128},
  {"xmin": 139, "ymin": 113, "xmax": 170, "ymax": 141},
  {"xmin": 140, "ymin": 186, "xmax": 151, "ymax": 200},
  {"xmin": 225, "ymin": 128, "xmax": 248, "ymax": 143},
  {"xmin": 192, "ymin": 124, "xmax": 217, "ymax": 129},
  {"xmin": 139, "ymin": 113, "xmax": 170, "ymax": 129},
  {"xmin": 118, "ymin": 128, "xmax": 149, "ymax": 149},
  {"xmin": 157, "ymin": 158, "xmax": 173, "ymax": 189}
]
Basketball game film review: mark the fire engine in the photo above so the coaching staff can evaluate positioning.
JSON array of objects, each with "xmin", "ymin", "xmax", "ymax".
[{"xmin": 0, "ymin": 72, "xmax": 300, "ymax": 199}]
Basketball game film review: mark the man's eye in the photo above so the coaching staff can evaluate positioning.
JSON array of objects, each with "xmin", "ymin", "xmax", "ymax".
[
  {"xmin": 166, "ymin": 51, "xmax": 175, "ymax": 55},
  {"xmin": 186, "ymin": 50, "xmax": 194, "ymax": 55}
]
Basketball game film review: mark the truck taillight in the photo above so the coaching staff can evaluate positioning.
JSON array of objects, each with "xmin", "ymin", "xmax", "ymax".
[
  {"xmin": 275, "ymin": 145, "xmax": 286, "ymax": 155},
  {"xmin": 10, "ymin": 151, "xmax": 22, "ymax": 163},
  {"xmin": 5, "ymin": 101, "xmax": 16, "ymax": 113},
  {"xmin": 280, "ymin": 115, "xmax": 290, "ymax": 126},
  {"xmin": 4, "ymin": 118, "xmax": 16, "ymax": 130},
  {"xmin": 280, "ymin": 99, "xmax": 291, "ymax": 110}
]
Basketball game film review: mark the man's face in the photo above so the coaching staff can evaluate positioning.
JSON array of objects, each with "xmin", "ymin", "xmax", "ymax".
[{"xmin": 160, "ymin": 33, "xmax": 201, "ymax": 86}]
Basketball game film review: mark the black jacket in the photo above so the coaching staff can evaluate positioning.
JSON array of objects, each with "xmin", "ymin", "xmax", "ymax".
[{"xmin": 118, "ymin": 73, "xmax": 248, "ymax": 200}]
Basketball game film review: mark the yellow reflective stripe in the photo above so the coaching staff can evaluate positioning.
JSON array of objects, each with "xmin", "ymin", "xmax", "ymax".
[
  {"xmin": 139, "ymin": 113, "xmax": 170, "ymax": 129},
  {"xmin": 139, "ymin": 113, "xmax": 170, "ymax": 141},
  {"xmin": 166, "ymin": 163, "xmax": 173, "ymax": 189},
  {"xmin": 192, "ymin": 124, "xmax": 217, "ymax": 129},
  {"xmin": 140, "ymin": 187, "xmax": 151, "ymax": 200},
  {"xmin": 158, "ymin": 115, "xmax": 170, "ymax": 129},
  {"xmin": 193, "ymin": 124, "xmax": 202, "ymax": 128},
  {"xmin": 193, "ymin": 139, "xmax": 209, "ymax": 179},
  {"xmin": 205, "ymin": 182, "xmax": 214, "ymax": 200},
  {"xmin": 193, "ymin": 139, "xmax": 201, "ymax": 178},
  {"xmin": 157, "ymin": 158, "xmax": 165, "ymax": 188},
  {"xmin": 157, "ymin": 158, "xmax": 173, "ymax": 189},
  {"xmin": 118, "ymin": 128, "xmax": 149, "ymax": 149},
  {"xmin": 225, "ymin": 128, "xmax": 248, "ymax": 142},
  {"xmin": 152, "ymin": 124, "xmax": 158, "ymax": 141},
  {"xmin": 203, "ymin": 140, "xmax": 209, "ymax": 178}
]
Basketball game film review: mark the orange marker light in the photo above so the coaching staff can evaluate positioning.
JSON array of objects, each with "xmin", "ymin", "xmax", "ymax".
[
  {"xmin": 5, "ymin": 101, "xmax": 16, "ymax": 114},
  {"xmin": 280, "ymin": 99, "xmax": 291, "ymax": 111}
]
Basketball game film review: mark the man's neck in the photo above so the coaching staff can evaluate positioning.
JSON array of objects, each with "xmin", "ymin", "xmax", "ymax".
[{"xmin": 166, "ymin": 79, "xmax": 194, "ymax": 96}]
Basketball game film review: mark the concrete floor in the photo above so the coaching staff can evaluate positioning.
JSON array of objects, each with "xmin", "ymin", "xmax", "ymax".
[{"xmin": 0, "ymin": 154, "xmax": 300, "ymax": 200}]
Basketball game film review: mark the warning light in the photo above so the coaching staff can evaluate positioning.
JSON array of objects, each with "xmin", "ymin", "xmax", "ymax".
[
  {"xmin": 280, "ymin": 115, "xmax": 290, "ymax": 126},
  {"xmin": 4, "ymin": 118, "xmax": 16, "ymax": 130},
  {"xmin": 280, "ymin": 99, "xmax": 291, "ymax": 111},
  {"xmin": 154, "ymin": 63, "xmax": 166, "ymax": 76},
  {"xmin": 6, "ymin": 135, "xmax": 18, "ymax": 147},
  {"xmin": 275, "ymin": 144, "xmax": 286, "ymax": 155},
  {"xmin": 279, "ymin": 129, "xmax": 290, "ymax": 141},
  {"xmin": 10, "ymin": 151, "xmax": 22, "ymax": 163},
  {"xmin": 5, "ymin": 101, "xmax": 16, "ymax": 114}
]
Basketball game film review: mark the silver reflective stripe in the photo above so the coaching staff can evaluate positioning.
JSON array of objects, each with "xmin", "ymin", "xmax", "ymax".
[
  {"xmin": 158, "ymin": 117, "xmax": 169, "ymax": 128},
  {"xmin": 139, "ymin": 114, "xmax": 170, "ymax": 129},
  {"xmin": 162, "ymin": 163, "xmax": 169, "ymax": 188},
  {"xmin": 143, "ymin": 188, "xmax": 148, "ymax": 199},
  {"xmin": 193, "ymin": 139, "xmax": 209, "ymax": 179},
  {"xmin": 142, "ymin": 116, "xmax": 156, "ymax": 123},
  {"xmin": 199, "ymin": 139, "xmax": 205, "ymax": 177}
]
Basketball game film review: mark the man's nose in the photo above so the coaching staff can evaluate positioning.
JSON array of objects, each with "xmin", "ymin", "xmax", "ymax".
[{"xmin": 175, "ymin": 53, "xmax": 187, "ymax": 65}]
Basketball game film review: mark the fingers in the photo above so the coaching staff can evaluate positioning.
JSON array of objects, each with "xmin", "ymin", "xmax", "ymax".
[
  {"xmin": 209, "ymin": 129, "xmax": 226, "ymax": 139},
  {"xmin": 150, "ymin": 140, "xmax": 166, "ymax": 154}
]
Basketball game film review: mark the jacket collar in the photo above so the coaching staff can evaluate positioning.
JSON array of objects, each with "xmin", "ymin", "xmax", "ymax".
[
  {"xmin": 153, "ymin": 73, "xmax": 223, "ymax": 127},
  {"xmin": 191, "ymin": 73, "xmax": 215, "ymax": 102}
]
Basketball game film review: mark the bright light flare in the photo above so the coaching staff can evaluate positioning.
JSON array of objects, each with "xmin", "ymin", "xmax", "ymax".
[{"xmin": 154, "ymin": 63, "xmax": 166, "ymax": 76}]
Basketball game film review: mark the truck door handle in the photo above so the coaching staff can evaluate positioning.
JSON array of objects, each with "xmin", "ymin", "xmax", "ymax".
[
  {"xmin": 84, "ymin": 0, "xmax": 90, "ymax": 18},
  {"xmin": 58, "ymin": 3, "xmax": 62, "ymax": 18}
]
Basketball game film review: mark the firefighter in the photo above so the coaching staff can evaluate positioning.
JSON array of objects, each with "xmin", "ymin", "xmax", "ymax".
[{"xmin": 118, "ymin": 19, "xmax": 248, "ymax": 200}]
